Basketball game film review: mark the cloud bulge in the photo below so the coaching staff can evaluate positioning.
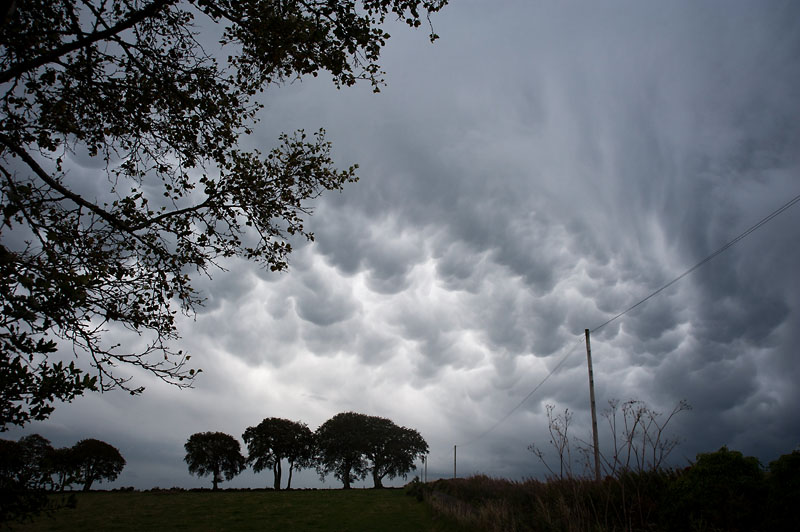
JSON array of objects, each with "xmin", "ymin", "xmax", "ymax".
[{"xmin": 10, "ymin": 0, "xmax": 800, "ymax": 488}]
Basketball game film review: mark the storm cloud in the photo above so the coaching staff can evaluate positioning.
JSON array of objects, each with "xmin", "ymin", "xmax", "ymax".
[{"xmin": 9, "ymin": 0, "xmax": 800, "ymax": 488}]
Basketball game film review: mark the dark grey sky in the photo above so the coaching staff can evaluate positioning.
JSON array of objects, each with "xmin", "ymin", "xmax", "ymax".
[{"xmin": 8, "ymin": 0, "xmax": 800, "ymax": 489}]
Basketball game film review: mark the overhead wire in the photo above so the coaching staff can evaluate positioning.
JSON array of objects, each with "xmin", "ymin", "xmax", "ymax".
[
  {"xmin": 458, "ymin": 335, "xmax": 585, "ymax": 447},
  {"xmin": 458, "ymin": 190, "xmax": 800, "ymax": 447},
  {"xmin": 590, "ymin": 191, "xmax": 800, "ymax": 335}
]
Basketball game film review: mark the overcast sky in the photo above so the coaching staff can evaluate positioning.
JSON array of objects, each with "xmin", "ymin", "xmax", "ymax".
[{"xmin": 8, "ymin": 0, "xmax": 800, "ymax": 489}]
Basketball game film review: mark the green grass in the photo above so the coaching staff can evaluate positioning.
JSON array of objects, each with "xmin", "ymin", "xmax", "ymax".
[{"xmin": 9, "ymin": 489, "xmax": 468, "ymax": 532}]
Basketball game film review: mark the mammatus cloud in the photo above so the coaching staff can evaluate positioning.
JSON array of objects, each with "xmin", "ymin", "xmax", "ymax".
[{"xmin": 7, "ymin": 0, "xmax": 800, "ymax": 488}]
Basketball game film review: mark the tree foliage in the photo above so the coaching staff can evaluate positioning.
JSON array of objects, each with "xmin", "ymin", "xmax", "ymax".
[
  {"xmin": 15, "ymin": 434, "xmax": 55, "ymax": 490},
  {"xmin": 242, "ymin": 417, "xmax": 313, "ymax": 490},
  {"xmin": 315, "ymin": 412, "xmax": 369, "ymax": 489},
  {"xmin": 0, "ymin": 434, "xmax": 100, "ymax": 494},
  {"xmin": 71, "ymin": 438, "xmax": 126, "ymax": 491},
  {"xmin": 662, "ymin": 446, "xmax": 765, "ymax": 531},
  {"xmin": 362, "ymin": 415, "xmax": 428, "ymax": 488},
  {"xmin": 0, "ymin": 437, "xmax": 24, "ymax": 488},
  {"xmin": 0, "ymin": 434, "xmax": 76, "ymax": 524},
  {"xmin": 315, "ymin": 412, "xmax": 428, "ymax": 489},
  {"xmin": 766, "ymin": 449, "xmax": 800, "ymax": 530},
  {"xmin": 48, "ymin": 446, "xmax": 80, "ymax": 492},
  {"xmin": 184, "ymin": 431, "xmax": 245, "ymax": 490},
  {"xmin": 0, "ymin": 0, "xmax": 448, "ymax": 429}
]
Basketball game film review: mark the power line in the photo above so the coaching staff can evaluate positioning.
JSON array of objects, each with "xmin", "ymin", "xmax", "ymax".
[
  {"xmin": 459, "ymin": 190, "xmax": 800, "ymax": 446},
  {"xmin": 590, "ymin": 191, "xmax": 800, "ymax": 334},
  {"xmin": 458, "ymin": 335, "xmax": 585, "ymax": 447}
]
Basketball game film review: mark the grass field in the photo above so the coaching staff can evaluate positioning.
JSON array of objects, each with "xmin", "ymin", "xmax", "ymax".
[{"xmin": 9, "ymin": 489, "xmax": 470, "ymax": 532}]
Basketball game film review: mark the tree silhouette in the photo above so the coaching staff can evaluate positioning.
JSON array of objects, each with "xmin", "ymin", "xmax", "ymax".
[
  {"xmin": 363, "ymin": 417, "xmax": 428, "ymax": 488},
  {"xmin": 0, "ymin": 437, "xmax": 23, "ymax": 487},
  {"xmin": 184, "ymin": 431, "xmax": 245, "ymax": 490},
  {"xmin": 315, "ymin": 412, "xmax": 428, "ymax": 489},
  {"xmin": 14, "ymin": 434, "xmax": 55, "ymax": 490},
  {"xmin": 48, "ymin": 446, "xmax": 79, "ymax": 492},
  {"xmin": 0, "ymin": 437, "xmax": 50, "ymax": 523},
  {"xmin": 315, "ymin": 412, "xmax": 370, "ymax": 489},
  {"xmin": 243, "ymin": 417, "xmax": 313, "ymax": 490},
  {"xmin": 0, "ymin": 0, "xmax": 448, "ymax": 430},
  {"xmin": 71, "ymin": 438, "xmax": 126, "ymax": 491}
]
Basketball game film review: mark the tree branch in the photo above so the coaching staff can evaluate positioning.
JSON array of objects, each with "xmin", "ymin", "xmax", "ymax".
[
  {"xmin": 128, "ymin": 198, "xmax": 212, "ymax": 231},
  {"xmin": 1, "ymin": 133, "xmax": 220, "ymax": 234},
  {"xmin": 0, "ymin": 132, "xmax": 132, "ymax": 232},
  {"xmin": 0, "ymin": 0, "xmax": 176, "ymax": 84}
]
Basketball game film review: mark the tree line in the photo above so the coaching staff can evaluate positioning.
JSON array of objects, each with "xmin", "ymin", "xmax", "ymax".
[
  {"xmin": 0, "ymin": 434, "xmax": 125, "ymax": 523},
  {"xmin": 185, "ymin": 412, "xmax": 429, "ymax": 490},
  {"xmin": 0, "ymin": 435, "xmax": 125, "ymax": 493}
]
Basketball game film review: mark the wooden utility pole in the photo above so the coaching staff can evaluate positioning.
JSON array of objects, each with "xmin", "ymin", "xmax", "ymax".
[
  {"xmin": 453, "ymin": 445, "xmax": 457, "ymax": 478},
  {"xmin": 585, "ymin": 329, "xmax": 601, "ymax": 481}
]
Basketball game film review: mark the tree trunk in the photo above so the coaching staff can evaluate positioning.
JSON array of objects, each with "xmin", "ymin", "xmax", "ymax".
[
  {"xmin": 82, "ymin": 477, "xmax": 93, "ymax": 491},
  {"xmin": 287, "ymin": 461, "xmax": 294, "ymax": 490},
  {"xmin": 341, "ymin": 459, "xmax": 352, "ymax": 489},
  {"xmin": 212, "ymin": 466, "xmax": 220, "ymax": 491},
  {"xmin": 272, "ymin": 460, "xmax": 282, "ymax": 490},
  {"xmin": 372, "ymin": 469, "xmax": 384, "ymax": 489}
]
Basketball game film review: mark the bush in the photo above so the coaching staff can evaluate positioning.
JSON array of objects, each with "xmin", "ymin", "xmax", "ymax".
[
  {"xmin": 766, "ymin": 450, "xmax": 800, "ymax": 531},
  {"xmin": 404, "ymin": 476, "xmax": 425, "ymax": 501},
  {"xmin": 663, "ymin": 446, "xmax": 764, "ymax": 531}
]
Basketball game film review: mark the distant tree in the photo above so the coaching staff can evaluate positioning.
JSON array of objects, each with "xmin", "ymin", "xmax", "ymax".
[
  {"xmin": 0, "ymin": 436, "xmax": 55, "ymax": 524},
  {"xmin": 0, "ymin": 434, "xmax": 56, "ymax": 490},
  {"xmin": 362, "ymin": 416, "xmax": 428, "ymax": 488},
  {"xmin": 315, "ymin": 412, "xmax": 428, "ymax": 489},
  {"xmin": 285, "ymin": 426, "xmax": 315, "ymax": 490},
  {"xmin": 243, "ymin": 418, "xmax": 313, "ymax": 490},
  {"xmin": 315, "ymin": 412, "xmax": 370, "ymax": 489},
  {"xmin": 71, "ymin": 439, "xmax": 126, "ymax": 491},
  {"xmin": 15, "ymin": 434, "xmax": 55, "ymax": 490},
  {"xmin": 184, "ymin": 431, "xmax": 245, "ymax": 490},
  {"xmin": 0, "ymin": 437, "xmax": 23, "ymax": 488},
  {"xmin": 1, "ymin": 0, "xmax": 448, "ymax": 431},
  {"xmin": 48, "ymin": 446, "xmax": 79, "ymax": 492}
]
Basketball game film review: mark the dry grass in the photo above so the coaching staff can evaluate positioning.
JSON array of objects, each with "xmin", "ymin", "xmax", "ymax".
[{"xmin": 422, "ymin": 472, "xmax": 678, "ymax": 532}]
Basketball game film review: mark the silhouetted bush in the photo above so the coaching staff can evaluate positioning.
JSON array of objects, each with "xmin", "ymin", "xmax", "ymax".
[
  {"xmin": 421, "ymin": 446, "xmax": 798, "ymax": 532},
  {"xmin": 593, "ymin": 469, "xmax": 678, "ymax": 529},
  {"xmin": 404, "ymin": 476, "xmax": 425, "ymax": 501},
  {"xmin": 766, "ymin": 449, "xmax": 800, "ymax": 531},
  {"xmin": 663, "ymin": 446, "xmax": 764, "ymax": 531}
]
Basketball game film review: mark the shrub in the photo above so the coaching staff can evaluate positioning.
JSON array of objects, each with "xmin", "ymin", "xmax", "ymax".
[
  {"xmin": 766, "ymin": 450, "xmax": 800, "ymax": 531},
  {"xmin": 663, "ymin": 446, "xmax": 764, "ymax": 531}
]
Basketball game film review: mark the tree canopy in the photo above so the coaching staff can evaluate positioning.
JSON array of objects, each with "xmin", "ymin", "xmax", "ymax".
[
  {"xmin": 9, "ymin": 434, "xmax": 55, "ymax": 490},
  {"xmin": 362, "ymin": 416, "xmax": 428, "ymax": 488},
  {"xmin": 48, "ymin": 446, "xmax": 79, "ymax": 492},
  {"xmin": 0, "ymin": 434, "xmax": 123, "ymax": 495},
  {"xmin": 315, "ymin": 412, "xmax": 370, "ymax": 489},
  {"xmin": 242, "ymin": 417, "xmax": 313, "ymax": 490},
  {"xmin": 0, "ymin": 436, "xmax": 51, "ymax": 523},
  {"xmin": 184, "ymin": 431, "xmax": 245, "ymax": 490},
  {"xmin": 0, "ymin": 0, "xmax": 448, "ymax": 430},
  {"xmin": 71, "ymin": 438, "xmax": 126, "ymax": 491},
  {"xmin": 315, "ymin": 412, "xmax": 428, "ymax": 488}
]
